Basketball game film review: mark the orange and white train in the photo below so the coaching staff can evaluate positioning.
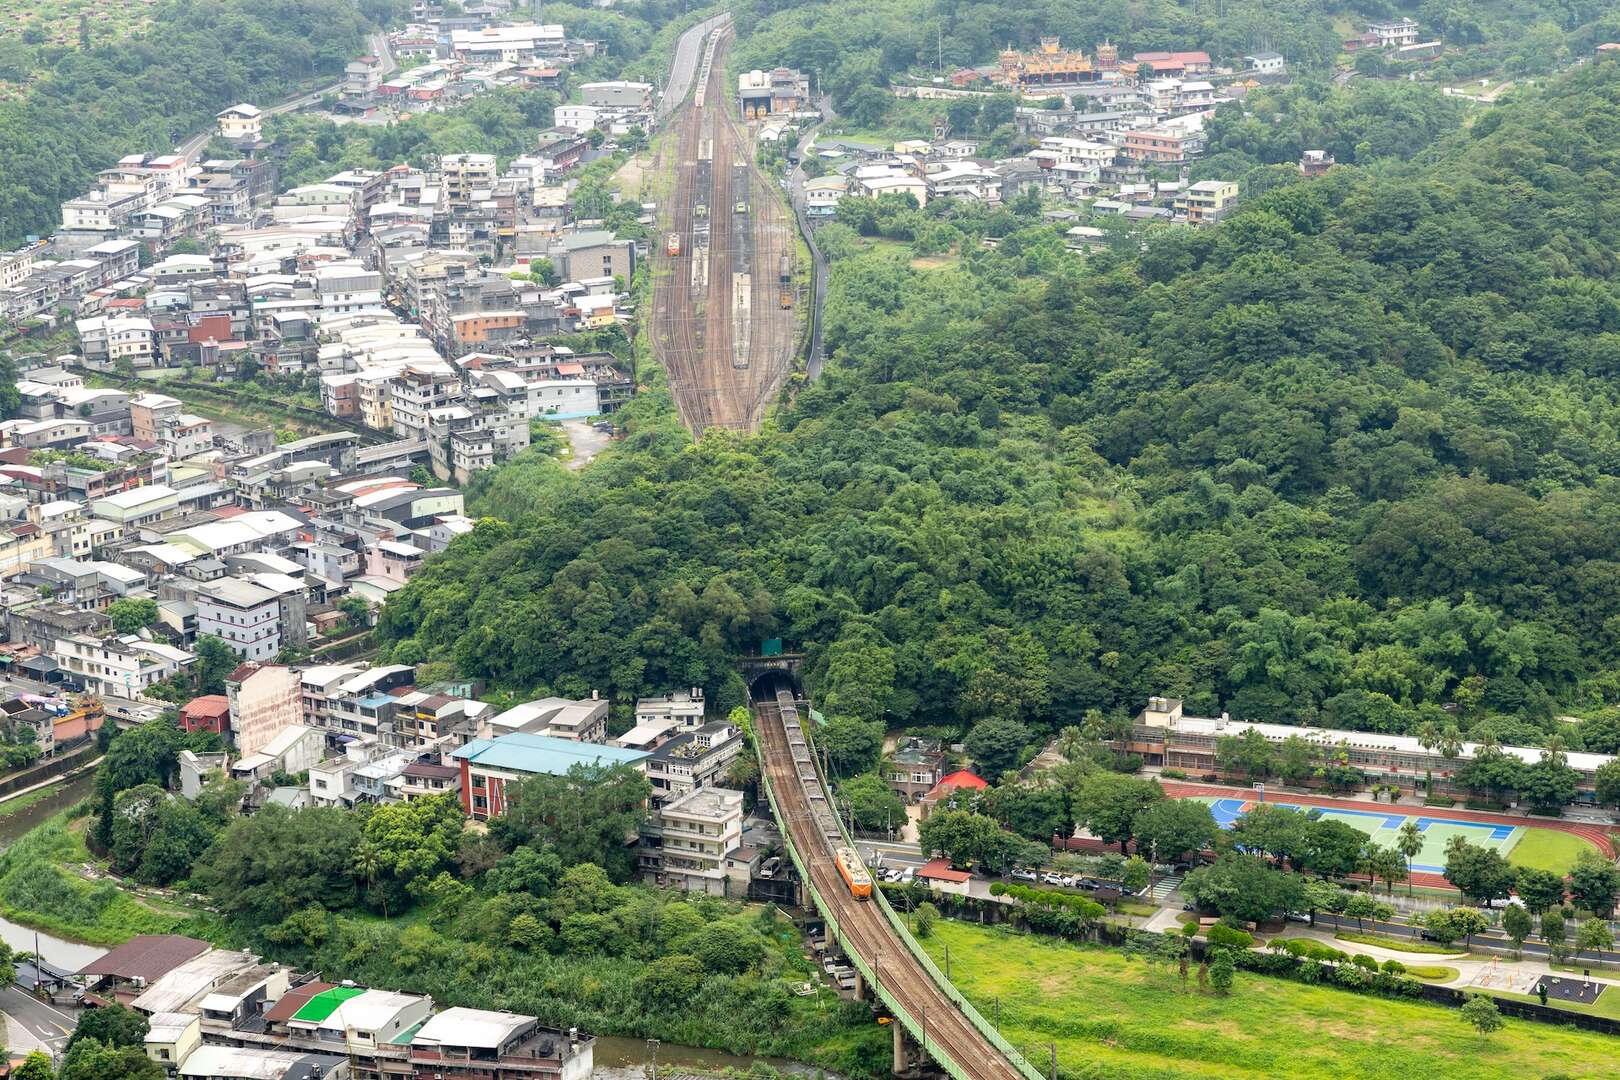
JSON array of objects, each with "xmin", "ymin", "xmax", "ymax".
[
  {"xmin": 665, "ymin": 232, "xmax": 682, "ymax": 257},
  {"xmin": 835, "ymin": 846, "xmax": 873, "ymax": 899}
]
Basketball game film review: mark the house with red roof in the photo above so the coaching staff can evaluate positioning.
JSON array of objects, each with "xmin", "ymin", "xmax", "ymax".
[{"xmin": 919, "ymin": 769, "xmax": 988, "ymax": 819}]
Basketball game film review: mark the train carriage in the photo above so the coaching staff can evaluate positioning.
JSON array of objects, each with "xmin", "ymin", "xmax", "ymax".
[{"xmin": 835, "ymin": 846, "xmax": 873, "ymax": 899}]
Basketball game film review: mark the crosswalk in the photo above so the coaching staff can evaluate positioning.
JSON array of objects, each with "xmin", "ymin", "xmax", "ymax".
[{"xmin": 1149, "ymin": 873, "xmax": 1183, "ymax": 901}]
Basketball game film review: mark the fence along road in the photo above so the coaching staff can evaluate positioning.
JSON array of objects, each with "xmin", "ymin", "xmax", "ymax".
[{"xmin": 753, "ymin": 681, "xmax": 1039, "ymax": 1080}]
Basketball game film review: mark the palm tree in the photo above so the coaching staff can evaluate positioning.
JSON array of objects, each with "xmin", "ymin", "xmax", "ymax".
[
  {"xmin": 1543, "ymin": 735, "xmax": 1569, "ymax": 770},
  {"xmin": 1055, "ymin": 725, "xmax": 1087, "ymax": 764},
  {"xmin": 1417, "ymin": 722, "xmax": 1440, "ymax": 794},
  {"xmin": 1396, "ymin": 820, "xmax": 1424, "ymax": 895},
  {"xmin": 354, "ymin": 842, "xmax": 387, "ymax": 918}
]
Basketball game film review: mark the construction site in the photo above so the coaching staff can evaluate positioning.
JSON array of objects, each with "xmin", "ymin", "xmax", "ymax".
[{"xmin": 650, "ymin": 26, "xmax": 800, "ymax": 435}]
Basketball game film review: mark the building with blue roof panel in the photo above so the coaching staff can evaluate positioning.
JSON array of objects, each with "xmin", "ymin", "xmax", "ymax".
[{"xmin": 451, "ymin": 732, "xmax": 650, "ymax": 819}]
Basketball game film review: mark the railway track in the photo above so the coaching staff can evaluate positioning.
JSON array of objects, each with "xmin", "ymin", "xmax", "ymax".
[
  {"xmin": 651, "ymin": 27, "xmax": 798, "ymax": 435},
  {"xmin": 754, "ymin": 686, "xmax": 1028, "ymax": 1080}
]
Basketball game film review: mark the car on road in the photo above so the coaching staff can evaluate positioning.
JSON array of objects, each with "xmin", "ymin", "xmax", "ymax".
[{"xmin": 1042, "ymin": 872, "xmax": 1066, "ymax": 887}]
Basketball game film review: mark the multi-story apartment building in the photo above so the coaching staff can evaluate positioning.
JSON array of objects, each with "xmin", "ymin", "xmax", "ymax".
[
  {"xmin": 226, "ymin": 662, "xmax": 303, "ymax": 757},
  {"xmin": 53, "ymin": 634, "xmax": 191, "ymax": 697},
  {"xmin": 643, "ymin": 722, "xmax": 743, "ymax": 808},
  {"xmin": 640, "ymin": 787, "xmax": 744, "ymax": 896},
  {"xmin": 195, "ymin": 578, "xmax": 283, "ymax": 660},
  {"xmin": 388, "ymin": 365, "xmax": 462, "ymax": 441},
  {"xmin": 439, "ymin": 154, "xmax": 498, "ymax": 206}
]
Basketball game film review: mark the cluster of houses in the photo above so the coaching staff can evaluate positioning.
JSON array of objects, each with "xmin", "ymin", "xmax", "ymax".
[
  {"xmin": 64, "ymin": 931, "xmax": 592, "ymax": 1079},
  {"xmin": 339, "ymin": 19, "xmax": 639, "ymax": 126},
  {"xmin": 784, "ymin": 38, "xmax": 1279, "ymax": 227},
  {"xmin": 167, "ymin": 671, "xmax": 763, "ymax": 899},
  {"xmin": 803, "ymin": 132, "xmax": 1244, "ymax": 230},
  {"xmin": 0, "ymin": 363, "xmax": 509, "ymax": 708}
]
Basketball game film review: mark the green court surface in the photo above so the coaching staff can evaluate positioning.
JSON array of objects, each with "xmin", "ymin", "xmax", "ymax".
[{"xmin": 1197, "ymin": 797, "xmax": 1596, "ymax": 875}]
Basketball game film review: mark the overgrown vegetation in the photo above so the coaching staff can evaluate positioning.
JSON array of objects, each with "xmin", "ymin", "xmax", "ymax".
[{"xmin": 0, "ymin": 0, "xmax": 377, "ymax": 245}]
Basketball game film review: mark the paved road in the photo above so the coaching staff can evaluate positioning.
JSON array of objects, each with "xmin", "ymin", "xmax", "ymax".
[
  {"xmin": 1, "ymin": 983, "xmax": 76, "ymax": 1055},
  {"xmin": 176, "ymin": 30, "xmax": 395, "ymax": 160},
  {"xmin": 658, "ymin": 13, "xmax": 732, "ymax": 120},
  {"xmin": 786, "ymin": 98, "xmax": 836, "ymax": 380}
]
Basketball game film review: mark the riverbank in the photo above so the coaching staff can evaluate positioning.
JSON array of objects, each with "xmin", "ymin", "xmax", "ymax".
[{"xmin": 0, "ymin": 810, "xmax": 197, "ymax": 947}]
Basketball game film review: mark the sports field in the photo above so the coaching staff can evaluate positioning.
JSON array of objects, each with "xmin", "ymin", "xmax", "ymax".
[{"xmin": 1198, "ymin": 796, "xmax": 1593, "ymax": 875}]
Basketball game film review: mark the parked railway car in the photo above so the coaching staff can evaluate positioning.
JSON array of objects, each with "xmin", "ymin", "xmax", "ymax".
[
  {"xmin": 835, "ymin": 846, "xmax": 873, "ymax": 899},
  {"xmin": 665, "ymin": 232, "xmax": 682, "ymax": 257},
  {"xmin": 778, "ymin": 254, "xmax": 792, "ymax": 285}
]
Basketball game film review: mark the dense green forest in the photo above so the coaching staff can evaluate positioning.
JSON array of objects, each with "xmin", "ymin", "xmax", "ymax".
[
  {"xmin": 383, "ymin": 61, "xmax": 1620, "ymax": 759},
  {"xmin": 0, "ymin": 0, "xmax": 384, "ymax": 246}
]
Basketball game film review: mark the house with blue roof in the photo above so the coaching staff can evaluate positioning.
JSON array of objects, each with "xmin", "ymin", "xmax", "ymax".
[{"xmin": 450, "ymin": 731, "xmax": 649, "ymax": 819}]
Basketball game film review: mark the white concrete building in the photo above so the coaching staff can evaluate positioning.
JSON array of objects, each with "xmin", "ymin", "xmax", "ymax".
[
  {"xmin": 643, "ymin": 787, "xmax": 744, "ymax": 896},
  {"xmin": 196, "ymin": 577, "xmax": 282, "ymax": 660}
]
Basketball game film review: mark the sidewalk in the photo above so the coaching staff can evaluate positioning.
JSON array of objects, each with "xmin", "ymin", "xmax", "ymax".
[{"xmin": 1270, "ymin": 922, "xmax": 1619, "ymax": 993}]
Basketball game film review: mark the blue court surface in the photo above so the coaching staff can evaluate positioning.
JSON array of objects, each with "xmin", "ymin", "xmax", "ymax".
[{"xmin": 1197, "ymin": 796, "xmax": 1521, "ymax": 874}]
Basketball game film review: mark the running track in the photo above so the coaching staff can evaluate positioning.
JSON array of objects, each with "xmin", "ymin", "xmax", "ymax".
[{"xmin": 1160, "ymin": 780, "xmax": 1619, "ymax": 889}]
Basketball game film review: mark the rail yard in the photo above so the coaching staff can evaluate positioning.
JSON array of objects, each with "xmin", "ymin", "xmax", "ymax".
[{"xmin": 651, "ymin": 27, "xmax": 798, "ymax": 434}]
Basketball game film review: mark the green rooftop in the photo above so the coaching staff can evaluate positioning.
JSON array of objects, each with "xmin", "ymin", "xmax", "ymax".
[{"xmin": 292, "ymin": 986, "xmax": 367, "ymax": 1024}]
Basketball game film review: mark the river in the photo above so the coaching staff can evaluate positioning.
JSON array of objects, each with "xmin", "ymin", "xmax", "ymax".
[
  {"xmin": 0, "ymin": 770, "xmax": 107, "ymax": 971},
  {"xmin": 591, "ymin": 1034, "xmax": 834, "ymax": 1077}
]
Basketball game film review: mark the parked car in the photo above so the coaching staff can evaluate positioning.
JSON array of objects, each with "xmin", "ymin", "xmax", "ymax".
[
  {"xmin": 1011, "ymin": 869, "xmax": 1039, "ymax": 883},
  {"xmin": 759, "ymin": 856, "xmax": 782, "ymax": 879},
  {"xmin": 1042, "ymin": 872, "xmax": 1065, "ymax": 886}
]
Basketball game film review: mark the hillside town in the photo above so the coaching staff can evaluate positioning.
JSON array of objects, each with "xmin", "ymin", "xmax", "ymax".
[{"xmin": 7, "ymin": 1, "xmax": 1620, "ymax": 1078}]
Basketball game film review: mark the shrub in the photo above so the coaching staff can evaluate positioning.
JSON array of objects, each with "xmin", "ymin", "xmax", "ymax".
[
  {"xmin": 1208, "ymin": 951, "xmax": 1235, "ymax": 994},
  {"xmin": 1160, "ymin": 768, "xmax": 1188, "ymax": 780},
  {"xmin": 1206, "ymin": 924, "xmax": 1255, "ymax": 950},
  {"xmin": 1180, "ymin": 921, "xmax": 1199, "ymax": 938},
  {"xmin": 1334, "ymin": 962, "xmax": 1370, "ymax": 990},
  {"xmin": 915, "ymin": 902, "xmax": 939, "ymax": 938},
  {"xmin": 1352, "ymin": 953, "xmax": 1379, "ymax": 971},
  {"xmin": 1381, "ymin": 958, "xmax": 1406, "ymax": 975}
]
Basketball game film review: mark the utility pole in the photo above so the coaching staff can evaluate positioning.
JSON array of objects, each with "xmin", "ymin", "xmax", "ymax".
[
  {"xmin": 944, "ymin": 943, "xmax": 950, "ymax": 978},
  {"xmin": 1050, "ymin": 1041, "xmax": 1058, "ymax": 1080}
]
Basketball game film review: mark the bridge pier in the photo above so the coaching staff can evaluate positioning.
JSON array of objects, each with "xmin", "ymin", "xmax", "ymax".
[{"xmin": 892, "ymin": 1017, "xmax": 906, "ymax": 1074}]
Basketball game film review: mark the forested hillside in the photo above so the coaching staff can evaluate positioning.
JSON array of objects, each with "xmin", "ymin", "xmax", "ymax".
[
  {"xmin": 381, "ymin": 63, "xmax": 1620, "ymax": 752},
  {"xmin": 729, "ymin": 0, "xmax": 1620, "ymax": 114},
  {"xmin": 0, "ymin": 0, "xmax": 378, "ymax": 246}
]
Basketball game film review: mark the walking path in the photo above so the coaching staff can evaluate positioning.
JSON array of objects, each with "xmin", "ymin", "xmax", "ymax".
[{"xmin": 1144, "ymin": 903, "xmax": 1620, "ymax": 994}]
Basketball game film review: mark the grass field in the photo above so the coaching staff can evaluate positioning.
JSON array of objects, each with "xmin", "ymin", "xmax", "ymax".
[
  {"xmin": 1506, "ymin": 828, "xmax": 1593, "ymax": 873},
  {"xmin": 922, "ymin": 921, "xmax": 1617, "ymax": 1080},
  {"xmin": 1199, "ymin": 796, "xmax": 1597, "ymax": 875},
  {"xmin": 1404, "ymin": 965, "xmax": 1459, "ymax": 982}
]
